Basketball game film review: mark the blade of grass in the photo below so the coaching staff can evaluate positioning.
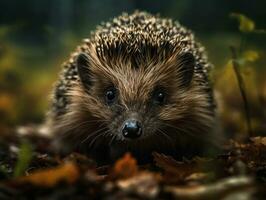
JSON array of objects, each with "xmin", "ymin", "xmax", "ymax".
[
  {"xmin": 13, "ymin": 141, "xmax": 33, "ymax": 177},
  {"xmin": 0, "ymin": 165, "xmax": 9, "ymax": 178}
]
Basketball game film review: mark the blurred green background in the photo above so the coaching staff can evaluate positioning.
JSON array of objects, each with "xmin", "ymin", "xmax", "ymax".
[{"xmin": 0, "ymin": 0, "xmax": 265, "ymax": 138}]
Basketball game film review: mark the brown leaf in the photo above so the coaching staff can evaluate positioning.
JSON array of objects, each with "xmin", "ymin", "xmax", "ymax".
[
  {"xmin": 15, "ymin": 162, "xmax": 79, "ymax": 187},
  {"xmin": 153, "ymin": 152, "xmax": 199, "ymax": 184},
  {"xmin": 251, "ymin": 137, "xmax": 266, "ymax": 146},
  {"xmin": 224, "ymin": 139, "xmax": 266, "ymax": 174},
  {"xmin": 185, "ymin": 172, "xmax": 211, "ymax": 183},
  {"xmin": 165, "ymin": 176, "xmax": 254, "ymax": 200},
  {"xmin": 117, "ymin": 172, "xmax": 160, "ymax": 198},
  {"xmin": 111, "ymin": 153, "xmax": 138, "ymax": 180}
]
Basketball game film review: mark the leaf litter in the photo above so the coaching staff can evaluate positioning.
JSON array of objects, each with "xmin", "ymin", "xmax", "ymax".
[{"xmin": 0, "ymin": 128, "xmax": 265, "ymax": 199}]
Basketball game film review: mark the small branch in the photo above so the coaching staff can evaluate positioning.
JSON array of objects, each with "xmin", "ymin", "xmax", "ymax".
[{"xmin": 230, "ymin": 46, "xmax": 253, "ymax": 138}]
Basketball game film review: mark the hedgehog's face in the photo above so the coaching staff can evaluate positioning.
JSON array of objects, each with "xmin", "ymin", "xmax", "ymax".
[{"xmin": 73, "ymin": 48, "xmax": 213, "ymax": 149}]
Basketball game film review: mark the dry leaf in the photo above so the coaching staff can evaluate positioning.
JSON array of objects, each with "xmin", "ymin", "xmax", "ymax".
[
  {"xmin": 117, "ymin": 172, "xmax": 160, "ymax": 198},
  {"xmin": 250, "ymin": 137, "xmax": 266, "ymax": 146},
  {"xmin": 242, "ymin": 50, "xmax": 259, "ymax": 62},
  {"xmin": 230, "ymin": 13, "xmax": 255, "ymax": 33},
  {"xmin": 111, "ymin": 153, "xmax": 138, "ymax": 180},
  {"xmin": 153, "ymin": 153, "xmax": 198, "ymax": 184},
  {"xmin": 16, "ymin": 162, "xmax": 79, "ymax": 187},
  {"xmin": 165, "ymin": 176, "xmax": 254, "ymax": 200}
]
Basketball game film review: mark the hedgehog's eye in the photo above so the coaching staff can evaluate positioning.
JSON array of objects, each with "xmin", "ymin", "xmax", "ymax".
[
  {"xmin": 105, "ymin": 87, "xmax": 117, "ymax": 105},
  {"xmin": 152, "ymin": 89, "xmax": 166, "ymax": 105}
]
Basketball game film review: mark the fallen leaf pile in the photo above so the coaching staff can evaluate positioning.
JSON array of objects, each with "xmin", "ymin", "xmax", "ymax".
[{"xmin": 0, "ymin": 128, "xmax": 265, "ymax": 199}]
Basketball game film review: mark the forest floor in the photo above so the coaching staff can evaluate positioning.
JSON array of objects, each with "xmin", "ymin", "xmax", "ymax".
[{"xmin": 0, "ymin": 126, "xmax": 266, "ymax": 199}]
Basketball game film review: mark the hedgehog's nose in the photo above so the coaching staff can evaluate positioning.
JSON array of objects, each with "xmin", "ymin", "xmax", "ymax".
[{"xmin": 122, "ymin": 119, "xmax": 142, "ymax": 139}]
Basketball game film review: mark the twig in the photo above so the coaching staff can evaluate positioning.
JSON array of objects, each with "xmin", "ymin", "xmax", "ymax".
[{"xmin": 230, "ymin": 46, "xmax": 253, "ymax": 138}]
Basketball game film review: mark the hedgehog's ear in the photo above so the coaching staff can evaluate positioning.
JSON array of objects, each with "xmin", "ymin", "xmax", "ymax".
[
  {"xmin": 177, "ymin": 52, "xmax": 195, "ymax": 88},
  {"xmin": 76, "ymin": 53, "xmax": 92, "ymax": 90}
]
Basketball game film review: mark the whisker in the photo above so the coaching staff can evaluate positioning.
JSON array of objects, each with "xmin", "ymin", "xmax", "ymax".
[
  {"xmin": 109, "ymin": 133, "xmax": 117, "ymax": 146},
  {"xmin": 157, "ymin": 128, "xmax": 174, "ymax": 142},
  {"xmin": 158, "ymin": 121, "xmax": 217, "ymax": 144},
  {"xmin": 158, "ymin": 121, "xmax": 200, "ymax": 138},
  {"xmin": 88, "ymin": 129, "xmax": 110, "ymax": 148},
  {"xmin": 158, "ymin": 122, "xmax": 186, "ymax": 135},
  {"xmin": 156, "ymin": 128, "xmax": 175, "ymax": 149},
  {"xmin": 57, "ymin": 119, "xmax": 108, "ymax": 139},
  {"xmin": 81, "ymin": 126, "xmax": 107, "ymax": 143}
]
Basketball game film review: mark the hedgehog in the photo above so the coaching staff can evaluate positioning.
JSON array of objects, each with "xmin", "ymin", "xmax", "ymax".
[{"xmin": 47, "ymin": 11, "xmax": 222, "ymax": 164}]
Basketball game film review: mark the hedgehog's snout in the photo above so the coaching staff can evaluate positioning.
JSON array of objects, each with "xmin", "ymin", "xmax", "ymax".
[
  {"xmin": 121, "ymin": 113, "xmax": 143, "ymax": 139},
  {"xmin": 122, "ymin": 119, "xmax": 142, "ymax": 139}
]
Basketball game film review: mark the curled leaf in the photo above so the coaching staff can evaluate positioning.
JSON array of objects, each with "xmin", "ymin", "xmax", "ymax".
[
  {"xmin": 230, "ymin": 13, "xmax": 255, "ymax": 33},
  {"xmin": 153, "ymin": 152, "xmax": 198, "ymax": 184},
  {"xmin": 17, "ymin": 162, "xmax": 79, "ymax": 187},
  {"xmin": 242, "ymin": 50, "xmax": 259, "ymax": 62},
  {"xmin": 117, "ymin": 172, "xmax": 160, "ymax": 198},
  {"xmin": 111, "ymin": 153, "xmax": 138, "ymax": 180},
  {"xmin": 250, "ymin": 137, "xmax": 266, "ymax": 146}
]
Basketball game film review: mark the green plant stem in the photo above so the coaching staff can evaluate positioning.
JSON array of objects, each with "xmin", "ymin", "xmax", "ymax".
[
  {"xmin": 230, "ymin": 46, "xmax": 253, "ymax": 138},
  {"xmin": 13, "ymin": 141, "xmax": 33, "ymax": 177},
  {"xmin": 239, "ymin": 34, "xmax": 247, "ymax": 54}
]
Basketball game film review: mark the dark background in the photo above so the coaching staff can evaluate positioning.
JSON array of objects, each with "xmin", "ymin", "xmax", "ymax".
[{"xmin": 0, "ymin": 0, "xmax": 265, "ymax": 137}]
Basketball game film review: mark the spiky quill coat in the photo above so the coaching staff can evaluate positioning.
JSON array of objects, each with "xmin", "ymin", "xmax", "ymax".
[{"xmin": 47, "ymin": 11, "xmax": 220, "ymax": 163}]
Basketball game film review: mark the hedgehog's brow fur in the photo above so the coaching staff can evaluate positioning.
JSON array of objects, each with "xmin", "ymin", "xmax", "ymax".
[{"xmin": 82, "ymin": 44, "xmax": 192, "ymax": 106}]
